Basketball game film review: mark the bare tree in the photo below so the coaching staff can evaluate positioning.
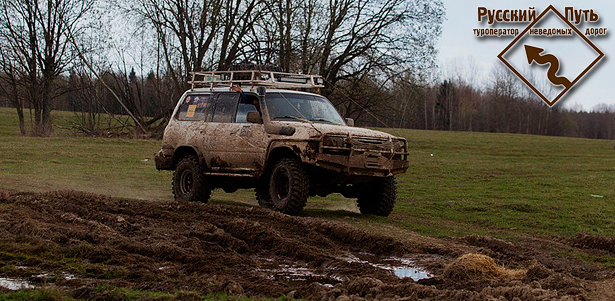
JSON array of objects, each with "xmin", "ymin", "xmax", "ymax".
[
  {"xmin": 0, "ymin": 46, "xmax": 26, "ymax": 134},
  {"xmin": 65, "ymin": 68, "xmax": 105, "ymax": 135},
  {"xmin": 328, "ymin": 73, "xmax": 391, "ymax": 123},
  {"xmin": 254, "ymin": 0, "xmax": 444, "ymax": 88},
  {"xmin": 126, "ymin": 0, "xmax": 263, "ymax": 92},
  {"xmin": 0, "ymin": 0, "xmax": 94, "ymax": 135}
]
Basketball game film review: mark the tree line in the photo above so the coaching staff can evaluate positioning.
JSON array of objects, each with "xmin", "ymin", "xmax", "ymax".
[
  {"xmin": 0, "ymin": 0, "xmax": 443, "ymax": 136},
  {"xmin": 321, "ymin": 63, "xmax": 615, "ymax": 140},
  {"xmin": 1, "ymin": 0, "xmax": 614, "ymax": 140}
]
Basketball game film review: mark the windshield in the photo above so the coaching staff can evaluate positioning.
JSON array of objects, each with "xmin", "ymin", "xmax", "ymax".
[{"xmin": 265, "ymin": 92, "xmax": 346, "ymax": 125}]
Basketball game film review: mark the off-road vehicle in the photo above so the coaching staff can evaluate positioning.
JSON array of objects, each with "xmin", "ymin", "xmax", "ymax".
[{"xmin": 155, "ymin": 70, "xmax": 409, "ymax": 216}]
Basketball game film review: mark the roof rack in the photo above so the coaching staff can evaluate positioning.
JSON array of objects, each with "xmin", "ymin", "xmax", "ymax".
[{"xmin": 188, "ymin": 70, "xmax": 325, "ymax": 91}]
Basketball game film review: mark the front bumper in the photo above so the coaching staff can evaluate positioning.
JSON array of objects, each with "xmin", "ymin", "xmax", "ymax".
[
  {"xmin": 314, "ymin": 135, "xmax": 409, "ymax": 177},
  {"xmin": 154, "ymin": 150, "xmax": 173, "ymax": 170}
]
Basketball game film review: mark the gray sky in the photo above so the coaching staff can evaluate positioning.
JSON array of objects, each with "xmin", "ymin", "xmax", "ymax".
[{"xmin": 437, "ymin": 0, "xmax": 614, "ymax": 111}]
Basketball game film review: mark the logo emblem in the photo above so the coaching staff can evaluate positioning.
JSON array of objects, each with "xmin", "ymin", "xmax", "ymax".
[{"xmin": 497, "ymin": 5, "xmax": 604, "ymax": 107}]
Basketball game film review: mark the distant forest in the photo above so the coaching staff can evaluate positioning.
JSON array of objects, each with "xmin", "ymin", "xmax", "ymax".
[{"xmin": 0, "ymin": 0, "xmax": 613, "ymax": 139}]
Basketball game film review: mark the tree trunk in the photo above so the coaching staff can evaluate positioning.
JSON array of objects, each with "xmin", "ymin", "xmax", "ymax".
[
  {"xmin": 41, "ymin": 77, "xmax": 53, "ymax": 135},
  {"xmin": 9, "ymin": 83, "xmax": 26, "ymax": 135}
]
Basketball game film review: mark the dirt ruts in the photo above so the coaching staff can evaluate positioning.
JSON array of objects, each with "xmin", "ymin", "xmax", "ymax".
[{"xmin": 0, "ymin": 190, "xmax": 612, "ymax": 300}]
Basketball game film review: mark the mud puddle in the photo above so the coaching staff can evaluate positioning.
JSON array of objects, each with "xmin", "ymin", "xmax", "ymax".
[
  {"xmin": 254, "ymin": 257, "xmax": 343, "ymax": 287},
  {"xmin": 341, "ymin": 252, "xmax": 432, "ymax": 281},
  {"xmin": 254, "ymin": 252, "xmax": 431, "ymax": 286},
  {"xmin": 392, "ymin": 266, "xmax": 430, "ymax": 280},
  {"xmin": 0, "ymin": 278, "xmax": 34, "ymax": 290},
  {"xmin": 36, "ymin": 272, "xmax": 77, "ymax": 280}
]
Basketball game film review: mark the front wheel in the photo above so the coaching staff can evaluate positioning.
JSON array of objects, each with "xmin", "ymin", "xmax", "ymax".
[
  {"xmin": 255, "ymin": 181, "xmax": 273, "ymax": 208},
  {"xmin": 268, "ymin": 158, "xmax": 309, "ymax": 215},
  {"xmin": 356, "ymin": 176, "xmax": 397, "ymax": 216},
  {"xmin": 172, "ymin": 155, "xmax": 211, "ymax": 203}
]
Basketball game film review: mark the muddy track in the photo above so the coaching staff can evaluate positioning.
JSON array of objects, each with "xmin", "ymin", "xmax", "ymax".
[{"xmin": 0, "ymin": 190, "xmax": 613, "ymax": 300}]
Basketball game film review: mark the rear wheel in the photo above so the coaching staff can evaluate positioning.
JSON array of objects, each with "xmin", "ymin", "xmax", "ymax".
[
  {"xmin": 268, "ymin": 158, "xmax": 309, "ymax": 215},
  {"xmin": 356, "ymin": 176, "xmax": 396, "ymax": 216},
  {"xmin": 173, "ymin": 155, "xmax": 211, "ymax": 203}
]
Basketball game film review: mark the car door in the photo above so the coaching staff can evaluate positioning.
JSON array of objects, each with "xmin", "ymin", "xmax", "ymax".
[{"xmin": 206, "ymin": 92, "xmax": 267, "ymax": 174}]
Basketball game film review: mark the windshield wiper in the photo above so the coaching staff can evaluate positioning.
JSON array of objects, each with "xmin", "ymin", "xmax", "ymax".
[
  {"xmin": 309, "ymin": 118, "xmax": 337, "ymax": 124},
  {"xmin": 274, "ymin": 115, "xmax": 309, "ymax": 122}
]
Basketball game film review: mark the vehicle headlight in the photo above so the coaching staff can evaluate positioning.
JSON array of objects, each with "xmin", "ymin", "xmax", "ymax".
[{"xmin": 323, "ymin": 135, "xmax": 347, "ymax": 148}]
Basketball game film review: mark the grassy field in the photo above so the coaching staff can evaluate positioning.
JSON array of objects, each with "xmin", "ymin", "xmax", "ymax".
[
  {"xmin": 1, "ymin": 107, "xmax": 614, "ymax": 239},
  {"xmin": 0, "ymin": 108, "xmax": 169, "ymax": 201}
]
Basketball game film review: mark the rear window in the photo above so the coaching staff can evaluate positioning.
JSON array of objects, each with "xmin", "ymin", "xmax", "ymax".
[{"xmin": 177, "ymin": 94, "xmax": 213, "ymax": 121}]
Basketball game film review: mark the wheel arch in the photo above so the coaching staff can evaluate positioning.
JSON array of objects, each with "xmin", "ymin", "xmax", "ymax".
[
  {"xmin": 172, "ymin": 146, "xmax": 205, "ymax": 169},
  {"xmin": 266, "ymin": 145, "xmax": 301, "ymax": 168}
]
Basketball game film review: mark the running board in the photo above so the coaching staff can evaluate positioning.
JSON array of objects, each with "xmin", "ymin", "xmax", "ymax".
[{"xmin": 202, "ymin": 172, "xmax": 255, "ymax": 178}]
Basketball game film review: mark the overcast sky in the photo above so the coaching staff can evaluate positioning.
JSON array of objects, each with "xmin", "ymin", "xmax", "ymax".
[{"xmin": 437, "ymin": 0, "xmax": 614, "ymax": 111}]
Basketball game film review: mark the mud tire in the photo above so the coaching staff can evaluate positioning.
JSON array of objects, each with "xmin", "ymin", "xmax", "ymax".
[
  {"xmin": 356, "ymin": 176, "xmax": 396, "ymax": 216},
  {"xmin": 268, "ymin": 158, "xmax": 309, "ymax": 215},
  {"xmin": 173, "ymin": 155, "xmax": 211, "ymax": 203}
]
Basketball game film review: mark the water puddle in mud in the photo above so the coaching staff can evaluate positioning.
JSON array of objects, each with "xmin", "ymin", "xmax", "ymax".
[
  {"xmin": 0, "ymin": 278, "xmax": 34, "ymax": 290},
  {"xmin": 344, "ymin": 253, "xmax": 432, "ymax": 281},
  {"xmin": 255, "ymin": 259, "xmax": 342, "ymax": 286},
  {"xmin": 254, "ymin": 253, "xmax": 432, "ymax": 284},
  {"xmin": 36, "ymin": 272, "xmax": 77, "ymax": 280},
  {"xmin": 0, "ymin": 269, "xmax": 78, "ymax": 291},
  {"xmin": 393, "ymin": 267, "xmax": 431, "ymax": 280}
]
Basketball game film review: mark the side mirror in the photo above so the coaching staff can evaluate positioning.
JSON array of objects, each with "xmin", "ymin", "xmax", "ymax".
[
  {"xmin": 246, "ymin": 111, "xmax": 263, "ymax": 124},
  {"xmin": 345, "ymin": 118, "xmax": 354, "ymax": 127}
]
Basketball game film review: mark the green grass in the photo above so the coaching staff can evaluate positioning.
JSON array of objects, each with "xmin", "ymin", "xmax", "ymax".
[
  {"xmin": 0, "ymin": 108, "xmax": 170, "ymax": 201},
  {"xmin": 1, "ymin": 107, "xmax": 614, "ymax": 238},
  {"xmin": 389, "ymin": 129, "xmax": 615, "ymax": 237}
]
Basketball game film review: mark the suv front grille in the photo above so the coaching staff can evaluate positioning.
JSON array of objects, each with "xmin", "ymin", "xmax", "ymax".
[
  {"xmin": 317, "ymin": 134, "xmax": 409, "ymax": 174},
  {"xmin": 352, "ymin": 137, "xmax": 392, "ymax": 153},
  {"xmin": 355, "ymin": 137, "xmax": 387, "ymax": 144},
  {"xmin": 321, "ymin": 135, "xmax": 407, "ymax": 160}
]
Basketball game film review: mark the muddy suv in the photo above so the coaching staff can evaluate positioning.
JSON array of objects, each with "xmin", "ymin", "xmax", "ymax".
[{"xmin": 155, "ymin": 70, "xmax": 408, "ymax": 216}]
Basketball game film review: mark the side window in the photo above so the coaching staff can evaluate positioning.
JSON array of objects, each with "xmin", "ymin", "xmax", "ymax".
[
  {"xmin": 235, "ymin": 104, "xmax": 258, "ymax": 123},
  {"xmin": 177, "ymin": 94, "xmax": 213, "ymax": 121},
  {"xmin": 235, "ymin": 93, "xmax": 260, "ymax": 123},
  {"xmin": 211, "ymin": 93, "xmax": 239, "ymax": 123}
]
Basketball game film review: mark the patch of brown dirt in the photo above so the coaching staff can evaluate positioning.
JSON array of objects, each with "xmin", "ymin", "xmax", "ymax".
[
  {"xmin": 461, "ymin": 234, "xmax": 609, "ymax": 280},
  {"xmin": 0, "ymin": 190, "xmax": 612, "ymax": 300},
  {"xmin": 587, "ymin": 279, "xmax": 615, "ymax": 301},
  {"xmin": 570, "ymin": 234, "xmax": 615, "ymax": 254}
]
